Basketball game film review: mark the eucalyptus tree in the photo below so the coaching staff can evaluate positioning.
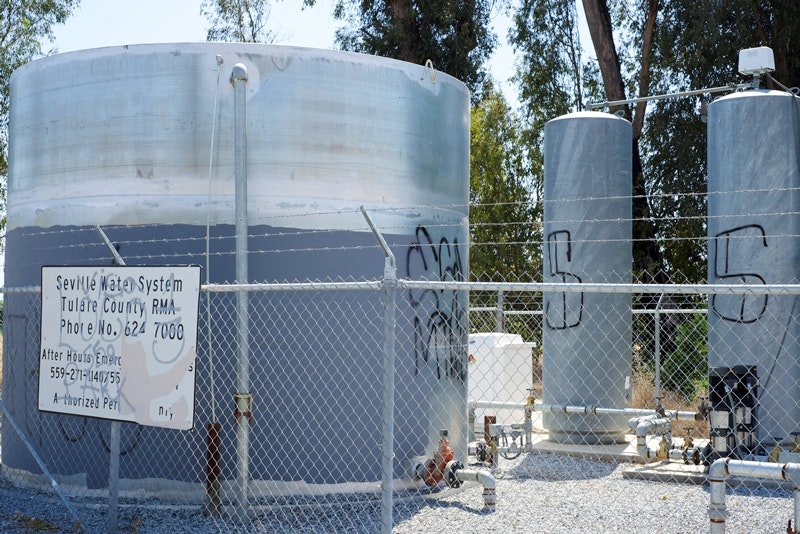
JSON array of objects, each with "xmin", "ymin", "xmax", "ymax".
[
  {"xmin": 201, "ymin": 0, "xmax": 276, "ymax": 43},
  {"xmin": 643, "ymin": 0, "xmax": 800, "ymax": 282},
  {"xmin": 0, "ymin": 0, "xmax": 79, "ymax": 231},
  {"xmin": 470, "ymin": 84, "xmax": 540, "ymax": 282},
  {"xmin": 510, "ymin": 0, "xmax": 800, "ymax": 283},
  {"xmin": 332, "ymin": 0, "xmax": 496, "ymax": 99}
]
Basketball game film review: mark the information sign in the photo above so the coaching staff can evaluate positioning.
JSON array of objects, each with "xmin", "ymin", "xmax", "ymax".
[{"xmin": 39, "ymin": 265, "xmax": 201, "ymax": 430}]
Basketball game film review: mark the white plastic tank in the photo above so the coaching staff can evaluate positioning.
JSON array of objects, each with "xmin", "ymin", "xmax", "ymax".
[
  {"xmin": 541, "ymin": 111, "xmax": 633, "ymax": 444},
  {"xmin": 468, "ymin": 333, "xmax": 536, "ymax": 433},
  {"xmin": 707, "ymin": 89, "xmax": 800, "ymax": 444}
]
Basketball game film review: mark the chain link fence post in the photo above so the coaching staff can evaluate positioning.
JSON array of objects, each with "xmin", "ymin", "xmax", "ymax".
[
  {"xmin": 231, "ymin": 62, "xmax": 252, "ymax": 524},
  {"xmin": 361, "ymin": 206, "xmax": 397, "ymax": 534}
]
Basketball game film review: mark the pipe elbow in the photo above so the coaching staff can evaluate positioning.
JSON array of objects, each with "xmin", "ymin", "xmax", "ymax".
[
  {"xmin": 708, "ymin": 458, "xmax": 729, "ymax": 481},
  {"xmin": 446, "ymin": 462, "xmax": 497, "ymax": 511}
]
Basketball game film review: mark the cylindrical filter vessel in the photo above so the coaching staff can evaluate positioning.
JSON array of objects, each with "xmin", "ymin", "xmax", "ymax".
[
  {"xmin": 707, "ymin": 89, "xmax": 800, "ymax": 446},
  {"xmin": 3, "ymin": 43, "xmax": 470, "ymax": 497},
  {"xmin": 542, "ymin": 111, "xmax": 632, "ymax": 444}
]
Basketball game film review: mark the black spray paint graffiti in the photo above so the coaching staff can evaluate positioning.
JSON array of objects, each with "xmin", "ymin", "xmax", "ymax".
[
  {"xmin": 544, "ymin": 230, "xmax": 583, "ymax": 330},
  {"xmin": 712, "ymin": 224, "xmax": 768, "ymax": 324},
  {"xmin": 406, "ymin": 225, "xmax": 467, "ymax": 383}
]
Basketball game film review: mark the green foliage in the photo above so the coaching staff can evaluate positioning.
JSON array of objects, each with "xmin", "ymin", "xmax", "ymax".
[
  {"xmin": 508, "ymin": 0, "xmax": 601, "ymax": 279},
  {"xmin": 0, "ymin": 0, "xmax": 79, "ymax": 183},
  {"xmin": 662, "ymin": 312, "xmax": 708, "ymax": 398},
  {"xmin": 332, "ymin": 0, "xmax": 496, "ymax": 100},
  {"xmin": 641, "ymin": 0, "xmax": 800, "ymax": 281},
  {"xmin": 510, "ymin": 0, "xmax": 800, "ymax": 283},
  {"xmin": 201, "ymin": 0, "xmax": 276, "ymax": 43},
  {"xmin": 469, "ymin": 85, "xmax": 540, "ymax": 282}
]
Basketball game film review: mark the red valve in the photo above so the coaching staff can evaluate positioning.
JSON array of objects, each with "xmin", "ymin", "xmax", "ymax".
[{"xmin": 423, "ymin": 437, "xmax": 455, "ymax": 486}]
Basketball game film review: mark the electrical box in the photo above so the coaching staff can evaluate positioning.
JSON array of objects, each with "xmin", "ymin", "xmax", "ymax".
[
  {"xmin": 738, "ymin": 46, "xmax": 775, "ymax": 76},
  {"xmin": 709, "ymin": 366, "xmax": 759, "ymax": 458}
]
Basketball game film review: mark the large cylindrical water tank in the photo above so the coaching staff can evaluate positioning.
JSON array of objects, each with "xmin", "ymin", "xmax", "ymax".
[
  {"xmin": 3, "ymin": 44, "xmax": 470, "ymax": 496},
  {"xmin": 707, "ymin": 89, "xmax": 800, "ymax": 444},
  {"xmin": 541, "ymin": 111, "xmax": 632, "ymax": 444}
]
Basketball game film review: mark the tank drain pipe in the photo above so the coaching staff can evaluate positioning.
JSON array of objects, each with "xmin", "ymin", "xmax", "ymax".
[
  {"xmin": 231, "ymin": 63, "xmax": 251, "ymax": 523},
  {"xmin": 205, "ymin": 53, "xmax": 224, "ymax": 518},
  {"xmin": 445, "ymin": 461, "xmax": 496, "ymax": 510},
  {"xmin": 708, "ymin": 458, "xmax": 800, "ymax": 533},
  {"xmin": 413, "ymin": 437, "xmax": 496, "ymax": 510},
  {"xmin": 361, "ymin": 206, "xmax": 396, "ymax": 534}
]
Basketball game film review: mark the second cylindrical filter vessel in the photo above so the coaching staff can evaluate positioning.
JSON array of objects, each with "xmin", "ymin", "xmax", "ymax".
[
  {"xmin": 542, "ymin": 111, "xmax": 632, "ymax": 444},
  {"xmin": 707, "ymin": 89, "xmax": 800, "ymax": 445}
]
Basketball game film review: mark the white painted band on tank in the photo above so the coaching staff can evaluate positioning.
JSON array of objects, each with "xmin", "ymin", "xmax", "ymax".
[{"xmin": 9, "ymin": 43, "xmax": 469, "ymax": 231}]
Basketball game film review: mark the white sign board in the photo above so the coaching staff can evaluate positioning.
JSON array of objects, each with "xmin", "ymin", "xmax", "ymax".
[{"xmin": 39, "ymin": 265, "xmax": 201, "ymax": 430}]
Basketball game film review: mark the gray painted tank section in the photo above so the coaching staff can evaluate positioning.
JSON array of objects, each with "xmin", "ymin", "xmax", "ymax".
[
  {"xmin": 541, "ymin": 111, "xmax": 632, "ymax": 444},
  {"xmin": 707, "ymin": 89, "xmax": 800, "ymax": 443},
  {"xmin": 3, "ymin": 44, "xmax": 469, "ymax": 493}
]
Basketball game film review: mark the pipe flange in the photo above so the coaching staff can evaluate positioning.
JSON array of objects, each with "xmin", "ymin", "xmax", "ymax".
[{"xmin": 444, "ymin": 460, "xmax": 464, "ymax": 488}]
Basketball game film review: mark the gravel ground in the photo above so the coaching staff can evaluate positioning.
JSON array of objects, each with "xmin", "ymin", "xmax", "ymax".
[{"xmin": 0, "ymin": 453, "xmax": 796, "ymax": 533}]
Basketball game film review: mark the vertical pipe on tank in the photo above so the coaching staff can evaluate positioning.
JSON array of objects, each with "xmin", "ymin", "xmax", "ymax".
[
  {"xmin": 231, "ymin": 63, "xmax": 251, "ymax": 522},
  {"xmin": 541, "ymin": 111, "xmax": 632, "ymax": 445}
]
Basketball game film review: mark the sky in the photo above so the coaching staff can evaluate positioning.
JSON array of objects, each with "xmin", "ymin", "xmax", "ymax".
[{"xmin": 50, "ymin": 0, "xmax": 519, "ymax": 102}]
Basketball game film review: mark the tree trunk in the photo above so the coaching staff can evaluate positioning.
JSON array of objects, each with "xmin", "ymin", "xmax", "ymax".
[
  {"xmin": 387, "ymin": 0, "xmax": 417, "ymax": 62},
  {"xmin": 582, "ymin": 0, "xmax": 664, "ymax": 280}
]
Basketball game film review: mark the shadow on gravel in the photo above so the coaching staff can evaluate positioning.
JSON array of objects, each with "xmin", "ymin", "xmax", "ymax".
[{"xmin": 506, "ymin": 453, "xmax": 617, "ymax": 482}]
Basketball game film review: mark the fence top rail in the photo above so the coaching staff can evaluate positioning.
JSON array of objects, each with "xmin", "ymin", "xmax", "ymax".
[
  {"xmin": 5, "ymin": 280, "xmax": 800, "ymax": 295},
  {"xmin": 201, "ymin": 281, "xmax": 384, "ymax": 292},
  {"xmin": 398, "ymin": 280, "xmax": 800, "ymax": 295}
]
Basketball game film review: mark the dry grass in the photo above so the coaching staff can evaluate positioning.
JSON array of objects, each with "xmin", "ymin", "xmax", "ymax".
[
  {"xmin": 632, "ymin": 365, "xmax": 709, "ymax": 439},
  {"xmin": 530, "ymin": 346, "xmax": 708, "ymax": 439}
]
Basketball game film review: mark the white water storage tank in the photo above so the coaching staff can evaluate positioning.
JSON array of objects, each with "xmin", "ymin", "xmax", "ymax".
[
  {"xmin": 707, "ymin": 89, "xmax": 800, "ymax": 444},
  {"xmin": 541, "ymin": 111, "xmax": 632, "ymax": 444},
  {"xmin": 468, "ymin": 333, "xmax": 536, "ymax": 433},
  {"xmin": 3, "ymin": 44, "xmax": 470, "ymax": 496}
]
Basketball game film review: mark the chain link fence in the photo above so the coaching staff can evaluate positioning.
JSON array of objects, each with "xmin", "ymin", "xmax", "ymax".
[{"xmin": 2, "ymin": 215, "xmax": 800, "ymax": 532}]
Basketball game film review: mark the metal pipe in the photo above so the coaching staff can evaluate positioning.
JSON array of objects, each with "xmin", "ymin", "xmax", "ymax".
[
  {"xmin": 708, "ymin": 458, "xmax": 800, "ymax": 533},
  {"xmin": 205, "ymin": 53, "xmax": 224, "ymax": 518},
  {"xmin": 470, "ymin": 400, "xmax": 530, "ymax": 411},
  {"xmin": 454, "ymin": 468, "xmax": 496, "ymax": 510},
  {"xmin": 533, "ymin": 402, "xmax": 701, "ymax": 421},
  {"xmin": 231, "ymin": 62, "xmax": 251, "ymax": 523},
  {"xmin": 469, "ymin": 400, "xmax": 701, "ymax": 421},
  {"xmin": 629, "ymin": 416, "xmax": 672, "ymax": 461},
  {"xmin": 586, "ymin": 82, "xmax": 752, "ymax": 110},
  {"xmin": 442, "ymin": 461, "xmax": 496, "ymax": 510},
  {"xmin": 361, "ymin": 206, "xmax": 397, "ymax": 534},
  {"xmin": 495, "ymin": 289, "xmax": 504, "ymax": 333},
  {"xmin": 468, "ymin": 441, "xmax": 532, "ymax": 456},
  {"xmin": 398, "ymin": 280, "xmax": 800, "ymax": 295}
]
